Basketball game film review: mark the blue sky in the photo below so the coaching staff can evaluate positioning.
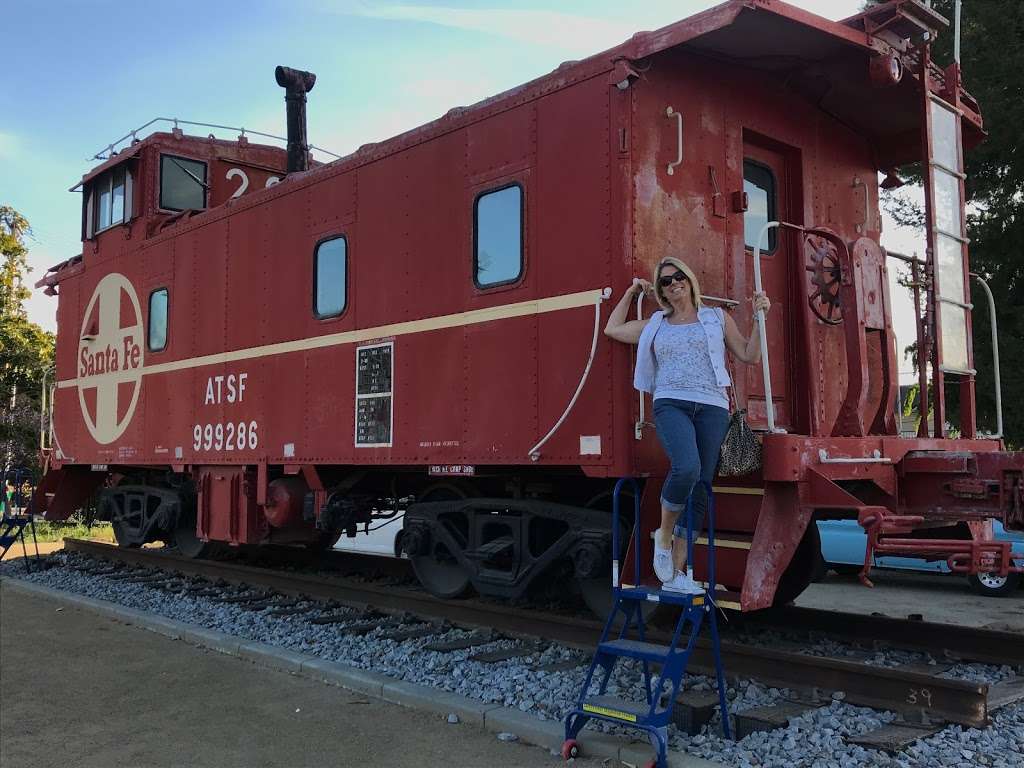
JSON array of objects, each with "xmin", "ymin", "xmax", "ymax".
[{"xmin": 1, "ymin": 0, "xmax": 878, "ymax": 334}]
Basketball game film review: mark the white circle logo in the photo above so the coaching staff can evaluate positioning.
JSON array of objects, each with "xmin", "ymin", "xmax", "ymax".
[{"xmin": 77, "ymin": 273, "xmax": 145, "ymax": 444}]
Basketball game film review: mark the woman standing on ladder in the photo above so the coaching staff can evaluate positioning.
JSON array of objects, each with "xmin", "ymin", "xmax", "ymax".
[{"xmin": 604, "ymin": 257, "xmax": 770, "ymax": 593}]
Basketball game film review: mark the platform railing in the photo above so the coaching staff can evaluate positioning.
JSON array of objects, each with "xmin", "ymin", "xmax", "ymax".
[
  {"xmin": 970, "ymin": 272, "xmax": 1003, "ymax": 439},
  {"xmin": 752, "ymin": 221, "xmax": 791, "ymax": 434}
]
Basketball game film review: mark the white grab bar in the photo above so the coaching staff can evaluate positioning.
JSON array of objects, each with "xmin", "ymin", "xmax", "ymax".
[
  {"xmin": 752, "ymin": 221, "xmax": 785, "ymax": 433},
  {"xmin": 818, "ymin": 449, "xmax": 891, "ymax": 465},
  {"xmin": 970, "ymin": 273, "xmax": 1003, "ymax": 439},
  {"xmin": 665, "ymin": 107, "xmax": 683, "ymax": 176},
  {"xmin": 528, "ymin": 288, "xmax": 612, "ymax": 460}
]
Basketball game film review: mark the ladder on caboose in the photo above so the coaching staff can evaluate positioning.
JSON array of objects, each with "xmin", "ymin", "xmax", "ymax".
[{"xmin": 562, "ymin": 480, "xmax": 730, "ymax": 768}]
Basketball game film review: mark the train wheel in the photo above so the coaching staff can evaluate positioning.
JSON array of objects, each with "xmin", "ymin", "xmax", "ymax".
[
  {"xmin": 410, "ymin": 483, "xmax": 473, "ymax": 599},
  {"xmin": 172, "ymin": 504, "xmax": 215, "ymax": 559},
  {"xmin": 101, "ymin": 492, "xmax": 143, "ymax": 548},
  {"xmin": 772, "ymin": 521, "xmax": 821, "ymax": 606}
]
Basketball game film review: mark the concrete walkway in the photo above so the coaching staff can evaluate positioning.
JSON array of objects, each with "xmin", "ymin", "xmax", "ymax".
[{"xmin": 1, "ymin": 583, "xmax": 610, "ymax": 768}]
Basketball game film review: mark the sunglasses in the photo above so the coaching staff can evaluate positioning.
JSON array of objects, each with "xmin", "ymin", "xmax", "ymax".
[{"xmin": 658, "ymin": 271, "xmax": 689, "ymax": 288}]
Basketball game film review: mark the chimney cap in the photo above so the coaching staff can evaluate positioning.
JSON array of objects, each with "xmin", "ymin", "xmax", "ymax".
[{"xmin": 275, "ymin": 66, "xmax": 316, "ymax": 93}]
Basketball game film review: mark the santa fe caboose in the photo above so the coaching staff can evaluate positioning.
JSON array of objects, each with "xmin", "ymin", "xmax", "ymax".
[{"xmin": 34, "ymin": 0, "xmax": 1023, "ymax": 613}]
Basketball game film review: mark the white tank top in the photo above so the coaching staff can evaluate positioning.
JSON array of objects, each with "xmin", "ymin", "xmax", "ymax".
[{"xmin": 652, "ymin": 321, "xmax": 729, "ymax": 409}]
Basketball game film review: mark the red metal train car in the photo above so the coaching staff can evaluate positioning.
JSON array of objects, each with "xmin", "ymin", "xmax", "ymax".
[{"xmin": 35, "ymin": 0, "xmax": 1023, "ymax": 613}]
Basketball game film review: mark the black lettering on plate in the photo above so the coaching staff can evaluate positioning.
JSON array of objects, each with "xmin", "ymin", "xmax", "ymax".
[
  {"xmin": 355, "ymin": 343, "xmax": 393, "ymax": 445},
  {"xmin": 357, "ymin": 345, "xmax": 392, "ymax": 395}
]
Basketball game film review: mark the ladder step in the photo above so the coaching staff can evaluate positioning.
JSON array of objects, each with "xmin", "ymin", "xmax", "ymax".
[
  {"xmin": 0, "ymin": 535, "xmax": 19, "ymax": 548},
  {"xmin": 598, "ymin": 638, "xmax": 678, "ymax": 663},
  {"xmin": 582, "ymin": 695, "xmax": 655, "ymax": 724}
]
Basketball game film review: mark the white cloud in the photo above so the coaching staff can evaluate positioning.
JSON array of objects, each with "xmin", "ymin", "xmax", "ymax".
[{"xmin": 351, "ymin": 5, "xmax": 635, "ymax": 52}]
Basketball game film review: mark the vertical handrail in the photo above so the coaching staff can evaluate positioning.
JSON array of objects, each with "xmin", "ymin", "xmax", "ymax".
[
  {"xmin": 39, "ymin": 368, "xmax": 50, "ymax": 450},
  {"xmin": 635, "ymin": 291, "xmax": 647, "ymax": 440},
  {"xmin": 970, "ymin": 273, "xmax": 1003, "ymax": 438},
  {"xmin": 610, "ymin": 476, "xmax": 641, "ymax": 590},
  {"xmin": 752, "ymin": 221, "xmax": 784, "ymax": 433}
]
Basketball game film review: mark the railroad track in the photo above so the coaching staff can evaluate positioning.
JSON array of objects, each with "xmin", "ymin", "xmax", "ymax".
[{"xmin": 57, "ymin": 538, "xmax": 1024, "ymax": 731}]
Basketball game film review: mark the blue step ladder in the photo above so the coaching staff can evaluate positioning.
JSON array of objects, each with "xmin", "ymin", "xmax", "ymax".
[
  {"xmin": 562, "ymin": 479, "xmax": 730, "ymax": 768},
  {"xmin": 1, "ymin": 469, "xmax": 42, "ymax": 572}
]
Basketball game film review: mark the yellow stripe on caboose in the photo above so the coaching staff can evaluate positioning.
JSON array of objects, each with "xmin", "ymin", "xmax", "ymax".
[{"xmin": 58, "ymin": 288, "xmax": 607, "ymax": 390}]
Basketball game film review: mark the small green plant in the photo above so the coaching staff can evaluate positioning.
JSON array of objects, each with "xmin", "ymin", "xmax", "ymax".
[{"xmin": 29, "ymin": 513, "xmax": 115, "ymax": 544}]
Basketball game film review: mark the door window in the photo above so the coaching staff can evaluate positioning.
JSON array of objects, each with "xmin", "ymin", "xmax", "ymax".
[{"xmin": 743, "ymin": 160, "xmax": 777, "ymax": 253}]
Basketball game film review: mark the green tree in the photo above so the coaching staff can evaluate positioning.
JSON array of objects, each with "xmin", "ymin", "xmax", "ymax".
[
  {"xmin": 1, "ymin": 206, "xmax": 56, "ymax": 476},
  {"xmin": 875, "ymin": 0, "xmax": 1023, "ymax": 445}
]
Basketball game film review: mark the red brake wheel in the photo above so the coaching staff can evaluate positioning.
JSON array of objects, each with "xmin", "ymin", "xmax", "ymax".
[{"xmin": 560, "ymin": 739, "xmax": 580, "ymax": 761}]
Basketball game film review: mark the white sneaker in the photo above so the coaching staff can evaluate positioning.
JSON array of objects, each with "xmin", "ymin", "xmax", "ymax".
[
  {"xmin": 653, "ymin": 546, "xmax": 674, "ymax": 583},
  {"xmin": 662, "ymin": 571, "xmax": 705, "ymax": 595}
]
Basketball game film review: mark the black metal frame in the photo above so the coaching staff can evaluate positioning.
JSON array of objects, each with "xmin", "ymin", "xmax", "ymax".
[
  {"xmin": 147, "ymin": 287, "xmax": 169, "ymax": 352},
  {"xmin": 159, "ymin": 153, "xmax": 208, "ymax": 212},
  {"xmin": 403, "ymin": 497, "xmax": 611, "ymax": 599},
  {"xmin": 312, "ymin": 234, "xmax": 349, "ymax": 320},
  {"xmin": 472, "ymin": 182, "xmax": 525, "ymax": 290}
]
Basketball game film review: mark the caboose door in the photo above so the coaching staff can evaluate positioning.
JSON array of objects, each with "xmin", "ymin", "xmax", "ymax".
[{"xmin": 741, "ymin": 139, "xmax": 794, "ymax": 430}]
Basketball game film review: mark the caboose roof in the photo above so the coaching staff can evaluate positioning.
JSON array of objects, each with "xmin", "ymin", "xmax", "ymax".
[
  {"xmin": 72, "ymin": 0, "xmax": 980, "ymax": 253},
  {"xmin": 330, "ymin": 0, "xmax": 981, "ymax": 175}
]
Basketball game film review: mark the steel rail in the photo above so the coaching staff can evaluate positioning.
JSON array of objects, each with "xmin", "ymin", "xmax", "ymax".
[
  {"xmin": 736, "ymin": 604, "xmax": 1024, "ymax": 668},
  {"xmin": 60, "ymin": 539, "xmax": 1014, "ymax": 727}
]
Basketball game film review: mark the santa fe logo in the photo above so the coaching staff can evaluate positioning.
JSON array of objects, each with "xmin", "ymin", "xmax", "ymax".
[{"xmin": 77, "ymin": 273, "xmax": 145, "ymax": 444}]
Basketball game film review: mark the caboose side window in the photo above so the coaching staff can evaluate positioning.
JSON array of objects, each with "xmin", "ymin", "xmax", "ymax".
[
  {"xmin": 314, "ymin": 237, "xmax": 347, "ymax": 318},
  {"xmin": 743, "ymin": 160, "xmax": 777, "ymax": 253},
  {"xmin": 474, "ymin": 184, "xmax": 523, "ymax": 288},
  {"xmin": 148, "ymin": 288, "xmax": 169, "ymax": 352},
  {"xmin": 92, "ymin": 166, "xmax": 130, "ymax": 234},
  {"xmin": 160, "ymin": 154, "xmax": 208, "ymax": 212}
]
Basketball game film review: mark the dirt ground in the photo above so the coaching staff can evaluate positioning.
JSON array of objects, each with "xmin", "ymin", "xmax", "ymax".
[
  {"xmin": 0, "ymin": 583, "xmax": 606, "ymax": 768},
  {"xmin": 796, "ymin": 568, "xmax": 1024, "ymax": 632}
]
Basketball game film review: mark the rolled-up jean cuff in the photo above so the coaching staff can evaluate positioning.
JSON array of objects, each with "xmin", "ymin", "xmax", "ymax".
[{"xmin": 660, "ymin": 496, "xmax": 687, "ymax": 514}]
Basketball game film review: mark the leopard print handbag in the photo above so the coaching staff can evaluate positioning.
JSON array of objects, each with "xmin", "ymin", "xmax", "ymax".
[
  {"xmin": 718, "ymin": 407, "xmax": 762, "ymax": 476},
  {"xmin": 718, "ymin": 345, "xmax": 762, "ymax": 477}
]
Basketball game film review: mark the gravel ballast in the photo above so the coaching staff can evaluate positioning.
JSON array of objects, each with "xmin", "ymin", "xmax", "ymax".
[{"xmin": 4, "ymin": 553, "xmax": 1022, "ymax": 768}]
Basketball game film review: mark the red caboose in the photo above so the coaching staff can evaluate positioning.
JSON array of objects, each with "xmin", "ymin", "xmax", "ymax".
[{"xmin": 36, "ymin": 1, "xmax": 1023, "ymax": 612}]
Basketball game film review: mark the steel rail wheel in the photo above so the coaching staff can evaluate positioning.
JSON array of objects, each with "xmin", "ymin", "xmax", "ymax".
[{"xmin": 410, "ymin": 482, "xmax": 474, "ymax": 599}]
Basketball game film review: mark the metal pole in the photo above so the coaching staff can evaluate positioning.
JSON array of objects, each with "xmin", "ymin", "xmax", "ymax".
[
  {"xmin": 970, "ymin": 273, "xmax": 1002, "ymax": 438},
  {"xmin": 954, "ymin": 0, "xmax": 962, "ymax": 65},
  {"xmin": 752, "ymin": 222, "xmax": 782, "ymax": 433}
]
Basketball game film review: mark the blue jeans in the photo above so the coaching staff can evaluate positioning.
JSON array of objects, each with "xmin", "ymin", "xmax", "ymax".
[{"xmin": 652, "ymin": 399, "xmax": 730, "ymax": 538}]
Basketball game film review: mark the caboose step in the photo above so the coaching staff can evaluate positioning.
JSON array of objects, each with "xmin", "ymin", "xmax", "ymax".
[
  {"xmin": 463, "ymin": 536, "xmax": 514, "ymax": 560},
  {"xmin": 598, "ymin": 638, "xmax": 677, "ymax": 663},
  {"xmin": 582, "ymin": 694, "xmax": 656, "ymax": 723}
]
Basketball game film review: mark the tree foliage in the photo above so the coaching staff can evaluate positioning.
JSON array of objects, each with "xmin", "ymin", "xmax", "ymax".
[
  {"xmin": 874, "ymin": 0, "xmax": 1024, "ymax": 445},
  {"xmin": 1, "ymin": 206, "xmax": 56, "ymax": 476}
]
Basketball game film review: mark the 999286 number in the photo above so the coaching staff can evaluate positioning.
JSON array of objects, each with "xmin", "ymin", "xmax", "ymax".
[{"xmin": 192, "ymin": 421, "xmax": 258, "ymax": 452}]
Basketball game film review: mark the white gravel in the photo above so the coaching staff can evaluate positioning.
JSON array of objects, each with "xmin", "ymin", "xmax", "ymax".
[{"xmin": 5, "ymin": 553, "xmax": 1022, "ymax": 768}]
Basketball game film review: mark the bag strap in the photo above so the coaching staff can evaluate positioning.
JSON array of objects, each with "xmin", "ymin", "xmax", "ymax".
[{"xmin": 719, "ymin": 307, "xmax": 739, "ymax": 414}]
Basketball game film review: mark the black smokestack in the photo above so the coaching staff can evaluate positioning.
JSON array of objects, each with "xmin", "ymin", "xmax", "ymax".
[{"xmin": 275, "ymin": 65, "xmax": 317, "ymax": 173}]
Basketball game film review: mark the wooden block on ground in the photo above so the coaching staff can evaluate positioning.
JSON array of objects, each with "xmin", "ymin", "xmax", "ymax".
[
  {"xmin": 672, "ymin": 690, "xmax": 721, "ymax": 735},
  {"xmin": 847, "ymin": 724, "xmax": 941, "ymax": 754},
  {"xmin": 734, "ymin": 702, "xmax": 817, "ymax": 739}
]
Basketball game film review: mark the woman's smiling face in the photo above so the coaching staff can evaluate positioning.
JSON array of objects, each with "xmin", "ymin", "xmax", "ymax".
[{"xmin": 658, "ymin": 266, "xmax": 690, "ymax": 305}]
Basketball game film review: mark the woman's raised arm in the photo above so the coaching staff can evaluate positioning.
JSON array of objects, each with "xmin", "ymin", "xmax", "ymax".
[
  {"xmin": 604, "ymin": 279, "xmax": 652, "ymax": 345},
  {"xmin": 723, "ymin": 292, "xmax": 771, "ymax": 363}
]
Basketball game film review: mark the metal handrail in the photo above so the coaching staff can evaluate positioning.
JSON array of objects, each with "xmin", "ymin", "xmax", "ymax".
[
  {"xmin": 752, "ymin": 221, "xmax": 786, "ymax": 433},
  {"xmin": 970, "ymin": 273, "xmax": 1003, "ymax": 438},
  {"xmin": 88, "ymin": 117, "xmax": 342, "ymax": 162}
]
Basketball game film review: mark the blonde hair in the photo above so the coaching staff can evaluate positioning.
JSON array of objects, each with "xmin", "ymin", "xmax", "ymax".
[{"xmin": 652, "ymin": 257, "xmax": 702, "ymax": 316}]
